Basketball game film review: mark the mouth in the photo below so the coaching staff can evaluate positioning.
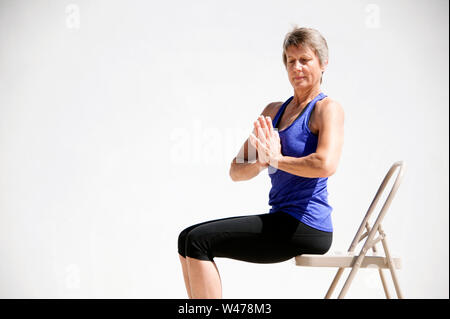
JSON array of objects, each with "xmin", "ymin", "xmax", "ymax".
[{"xmin": 294, "ymin": 76, "xmax": 305, "ymax": 80}]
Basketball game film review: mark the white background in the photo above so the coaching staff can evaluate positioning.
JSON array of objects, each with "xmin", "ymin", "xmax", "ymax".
[{"xmin": 0, "ymin": 0, "xmax": 448, "ymax": 298}]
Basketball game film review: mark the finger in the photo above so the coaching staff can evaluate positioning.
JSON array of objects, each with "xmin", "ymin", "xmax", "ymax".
[
  {"xmin": 257, "ymin": 125, "xmax": 267, "ymax": 145},
  {"xmin": 258, "ymin": 116, "xmax": 270, "ymax": 139},
  {"xmin": 254, "ymin": 121, "xmax": 266, "ymax": 143},
  {"xmin": 251, "ymin": 132, "xmax": 268, "ymax": 151},
  {"xmin": 253, "ymin": 122, "xmax": 259, "ymax": 138},
  {"xmin": 265, "ymin": 116, "xmax": 273, "ymax": 136},
  {"xmin": 250, "ymin": 132, "xmax": 266, "ymax": 150},
  {"xmin": 257, "ymin": 141, "xmax": 270, "ymax": 154},
  {"xmin": 255, "ymin": 120, "xmax": 268, "ymax": 144}
]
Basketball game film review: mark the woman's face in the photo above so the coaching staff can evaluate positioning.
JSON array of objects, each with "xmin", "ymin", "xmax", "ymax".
[{"xmin": 285, "ymin": 44, "xmax": 327, "ymax": 90}]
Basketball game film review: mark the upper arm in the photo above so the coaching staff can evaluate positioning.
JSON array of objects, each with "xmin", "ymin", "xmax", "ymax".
[
  {"xmin": 315, "ymin": 100, "xmax": 345, "ymax": 175},
  {"xmin": 233, "ymin": 102, "xmax": 280, "ymax": 163}
]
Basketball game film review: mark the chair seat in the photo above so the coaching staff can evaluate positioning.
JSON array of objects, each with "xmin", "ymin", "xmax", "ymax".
[{"xmin": 294, "ymin": 251, "xmax": 402, "ymax": 269}]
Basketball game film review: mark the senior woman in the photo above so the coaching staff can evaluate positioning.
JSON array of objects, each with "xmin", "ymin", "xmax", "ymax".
[{"xmin": 177, "ymin": 27, "xmax": 344, "ymax": 299}]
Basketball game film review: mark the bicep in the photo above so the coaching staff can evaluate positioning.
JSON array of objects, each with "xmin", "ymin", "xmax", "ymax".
[{"xmin": 315, "ymin": 101, "xmax": 345, "ymax": 174}]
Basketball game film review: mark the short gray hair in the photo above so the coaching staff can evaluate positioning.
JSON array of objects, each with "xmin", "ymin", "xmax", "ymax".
[{"xmin": 282, "ymin": 27, "xmax": 329, "ymax": 83}]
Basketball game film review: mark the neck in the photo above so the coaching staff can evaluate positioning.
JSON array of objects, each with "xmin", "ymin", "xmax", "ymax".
[{"xmin": 292, "ymin": 86, "xmax": 321, "ymax": 108}]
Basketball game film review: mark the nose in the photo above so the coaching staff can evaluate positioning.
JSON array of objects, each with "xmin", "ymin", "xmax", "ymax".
[{"xmin": 293, "ymin": 60, "xmax": 304, "ymax": 71}]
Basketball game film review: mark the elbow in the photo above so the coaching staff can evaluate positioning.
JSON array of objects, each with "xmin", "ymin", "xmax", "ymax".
[
  {"xmin": 229, "ymin": 161, "xmax": 250, "ymax": 182},
  {"xmin": 316, "ymin": 155, "xmax": 337, "ymax": 177},
  {"xmin": 320, "ymin": 161, "xmax": 337, "ymax": 177},
  {"xmin": 229, "ymin": 167, "xmax": 235, "ymax": 181},
  {"xmin": 321, "ymin": 167, "xmax": 336, "ymax": 177},
  {"xmin": 229, "ymin": 164, "xmax": 240, "ymax": 182},
  {"xmin": 230, "ymin": 171, "xmax": 244, "ymax": 182}
]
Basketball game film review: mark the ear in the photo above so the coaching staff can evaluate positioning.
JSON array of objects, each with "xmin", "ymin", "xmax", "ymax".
[{"xmin": 321, "ymin": 59, "xmax": 328, "ymax": 72}]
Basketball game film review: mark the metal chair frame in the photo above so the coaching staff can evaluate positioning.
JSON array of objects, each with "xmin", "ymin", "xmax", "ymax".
[{"xmin": 295, "ymin": 161, "xmax": 406, "ymax": 299}]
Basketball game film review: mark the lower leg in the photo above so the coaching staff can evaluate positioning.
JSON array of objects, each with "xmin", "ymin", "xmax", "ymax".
[
  {"xmin": 186, "ymin": 256, "xmax": 222, "ymax": 299},
  {"xmin": 178, "ymin": 254, "xmax": 192, "ymax": 298}
]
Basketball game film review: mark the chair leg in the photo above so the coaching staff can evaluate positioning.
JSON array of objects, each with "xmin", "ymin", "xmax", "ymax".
[
  {"xmin": 378, "ymin": 268, "xmax": 391, "ymax": 299},
  {"xmin": 389, "ymin": 266, "xmax": 403, "ymax": 299},
  {"xmin": 381, "ymin": 237, "xmax": 403, "ymax": 298},
  {"xmin": 371, "ymin": 240, "xmax": 391, "ymax": 298},
  {"xmin": 337, "ymin": 265, "xmax": 361, "ymax": 299},
  {"xmin": 325, "ymin": 268, "xmax": 344, "ymax": 299}
]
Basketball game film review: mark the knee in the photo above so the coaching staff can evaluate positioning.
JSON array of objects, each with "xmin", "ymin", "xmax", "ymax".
[
  {"xmin": 178, "ymin": 227, "xmax": 192, "ymax": 258},
  {"xmin": 184, "ymin": 228, "xmax": 213, "ymax": 261}
]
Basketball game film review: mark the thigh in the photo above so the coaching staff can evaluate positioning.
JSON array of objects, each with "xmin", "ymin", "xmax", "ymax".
[
  {"xmin": 179, "ymin": 214, "xmax": 251, "ymax": 238},
  {"xmin": 178, "ymin": 214, "xmax": 252, "ymax": 256},
  {"xmin": 187, "ymin": 212, "xmax": 302, "ymax": 263}
]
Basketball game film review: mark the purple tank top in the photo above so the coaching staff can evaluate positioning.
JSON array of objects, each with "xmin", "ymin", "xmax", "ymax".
[{"xmin": 268, "ymin": 92, "xmax": 333, "ymax": 232}]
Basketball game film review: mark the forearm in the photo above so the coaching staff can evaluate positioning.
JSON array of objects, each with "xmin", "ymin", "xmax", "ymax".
[
  {"xmin": 275, "ymin": 153, "xmax": 333, "ymax": 178},
  {"xmin": 229, "ymin": 159, "xmax": 267, "ymax": 181}
]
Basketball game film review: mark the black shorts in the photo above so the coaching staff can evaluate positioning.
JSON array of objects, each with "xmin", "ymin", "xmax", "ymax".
[{"xmin": 178, "ymin": 211, "xmax": 332, "ymax": 263}]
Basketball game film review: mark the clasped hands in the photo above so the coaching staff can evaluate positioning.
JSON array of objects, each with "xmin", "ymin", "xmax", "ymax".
[{"xmin": 249, "ymin": 115, "xmax": 283, "ymax": 168}]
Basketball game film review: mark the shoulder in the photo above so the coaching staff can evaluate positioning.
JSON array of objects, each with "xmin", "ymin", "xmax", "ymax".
[
  {"xmin": 315, "ymin": 97, "xmax": 345, "ymax": 121},
  {"xmin": 261, "ymin": 101, "xmax": 284, "ymax": 119},
  {"xmin": 310, "ymin": 97, "xmax": 344, "ymax": 133}
]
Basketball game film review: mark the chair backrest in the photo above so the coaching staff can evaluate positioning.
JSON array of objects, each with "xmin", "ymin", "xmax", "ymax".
[{"xmin": 347, "ymin": 161, "xmax": 406, "ymax": 253}]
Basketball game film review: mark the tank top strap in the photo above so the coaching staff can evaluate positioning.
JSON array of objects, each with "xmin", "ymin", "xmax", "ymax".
[
  {"xmin": 272, "ymin": 96, "xmax": 293, "ymax": 129},
  {"xmin": 272, "ymin": 93, "xmax": 327, "ymax": 129},
  {"xmin": 303, "ymin": 92, "xmax": 328, "ymax": 127}
]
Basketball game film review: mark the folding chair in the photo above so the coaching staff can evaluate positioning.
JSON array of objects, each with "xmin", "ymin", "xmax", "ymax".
[{"xmin": 294, "ymin": 161, "xmax": 406, "ymax": 299}]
